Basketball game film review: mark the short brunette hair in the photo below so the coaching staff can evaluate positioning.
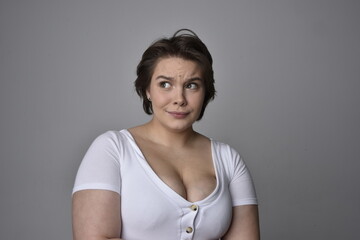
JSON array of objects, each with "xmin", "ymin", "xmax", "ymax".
[{"xmin": 135, "ymin": 29, "xmax": 216, "ymax": 121}]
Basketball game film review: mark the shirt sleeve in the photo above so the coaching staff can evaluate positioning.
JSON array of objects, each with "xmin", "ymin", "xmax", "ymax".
[
  {"xmin": 72, "ymin": 131, "xmax": 121, "ymax": 195},
  {"xmin": 227, "ymin": 146, "xmax": 258, "ymax": 206}
]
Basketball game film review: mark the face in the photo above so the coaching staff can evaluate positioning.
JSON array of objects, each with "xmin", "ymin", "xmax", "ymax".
[{"xmin": 146, "ymin": 57, "xmax": 205, "ymax": 132}]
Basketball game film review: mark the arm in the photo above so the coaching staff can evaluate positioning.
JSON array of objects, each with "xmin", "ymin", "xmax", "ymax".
[
  {"xmin": 222, "ymin": 205, "xmax": 260, "ymax": 240},
  {"xmin": 72, "ymin": 189, "xmax": 122, "ymax": 240}
]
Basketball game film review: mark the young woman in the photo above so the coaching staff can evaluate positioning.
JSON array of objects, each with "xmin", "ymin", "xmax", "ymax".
[{"xmin": 72, "ymin": 29, "xmax": 260, "ymax": 240}]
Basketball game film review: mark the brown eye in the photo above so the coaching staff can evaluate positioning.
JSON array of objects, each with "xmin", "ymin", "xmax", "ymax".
[
  {"xmin": 185, "ymin": 82, "xmax": 198, "ymax": 89},
  {"xmin": 159, "ymin": 82, "xmax": 171, "ymax": 88}
]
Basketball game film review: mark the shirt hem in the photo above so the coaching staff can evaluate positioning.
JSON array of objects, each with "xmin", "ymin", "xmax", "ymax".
[{"xmin": 72, "ymin": 183, "xmax": 120, "ymax": 195}]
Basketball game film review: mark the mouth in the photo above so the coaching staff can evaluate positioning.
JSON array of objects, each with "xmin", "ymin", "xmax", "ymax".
[{"xmin": 167, "ymin": 111, "xmax": 190, "ymax": 119}]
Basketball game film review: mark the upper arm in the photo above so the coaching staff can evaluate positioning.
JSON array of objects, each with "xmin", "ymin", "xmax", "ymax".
[
  {"xmin": 72, "ymin": 190, "xmax": 121, "ymax": 240},
  {"xmin": 222, "ymin": 205, "xmax": 260, "ymax": 240}
]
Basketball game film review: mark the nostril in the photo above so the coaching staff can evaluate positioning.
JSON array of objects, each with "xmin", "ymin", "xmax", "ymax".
[{"xmin": 174, "ymin": 100, "xmax": 186, "ymax": 106}]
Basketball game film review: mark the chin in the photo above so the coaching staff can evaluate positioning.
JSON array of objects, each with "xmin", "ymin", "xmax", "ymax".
[
  {"xmin": 164, "ymin": 121, "xmax": 195, "ymax": 132},
  {"xmin": 153, "ymin": 111, "xmax": 200, "ymax": 132},
  {"xmin": 167, "ymin": 124, "xmax": 192, "ymax": 132}
]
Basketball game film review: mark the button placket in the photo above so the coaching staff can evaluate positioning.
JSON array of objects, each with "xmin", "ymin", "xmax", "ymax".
[{"xmin": 180, "ymin": 204, "xmax": 199, "ymax": 240}]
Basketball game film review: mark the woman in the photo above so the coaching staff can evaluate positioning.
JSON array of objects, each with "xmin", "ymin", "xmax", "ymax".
[{"xmin": 72, "ymin": 29, "xmax": 260, "ymax": 240}]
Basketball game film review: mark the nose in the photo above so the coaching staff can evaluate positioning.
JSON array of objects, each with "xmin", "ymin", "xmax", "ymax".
[{"xmin": 173, "ymin": 88, "xmax": 187, "ymax": 106}]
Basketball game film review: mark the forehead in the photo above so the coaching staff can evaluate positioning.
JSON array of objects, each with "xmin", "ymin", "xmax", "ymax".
[{"xmin": 152, "ymin": 57, "xmax": 202, "ymax": 77}]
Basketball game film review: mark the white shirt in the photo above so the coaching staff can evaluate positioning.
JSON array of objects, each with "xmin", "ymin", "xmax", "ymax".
[{"xmin": 73, "ymin": 130, "xmax": 257, "ymax": 240}]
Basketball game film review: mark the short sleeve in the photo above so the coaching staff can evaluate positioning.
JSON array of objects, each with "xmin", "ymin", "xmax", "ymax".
[
  {"xmin": 72, "ymin": 131, "xmax": 121, "ymax": 194},
  {"xmin": 228, "ymin": 147, "xmax": 258, "ymax": 206}
]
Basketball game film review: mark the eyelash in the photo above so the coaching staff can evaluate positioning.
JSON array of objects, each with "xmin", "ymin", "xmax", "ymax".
[
  {"xmin": 158, "ymin": 81, "xmax": 200, "ymax": 90},
  {"xmin": 185, "ymin": 83, "xmax": 198, "ymax": 89},
  {"xmin": 159, "ymin": 82, "xmax": 171, "ymax": 88}
]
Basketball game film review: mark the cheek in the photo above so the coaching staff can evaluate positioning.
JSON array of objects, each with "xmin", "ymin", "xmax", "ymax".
[
  {"xmin": 188, "ymin": 95, "xmax": 205, "ymax": 112},
  {"xmin": 151, "ymin": 94, "xmax": 170, "ymax": 107},
  {"xmin": 195, "ymin": 91, "xmax": 205, "ymax": 105}
]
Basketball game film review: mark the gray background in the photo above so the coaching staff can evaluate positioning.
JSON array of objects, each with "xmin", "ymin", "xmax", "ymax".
[{"xmin": 1, "ymin": 0, "xmax": 359, "ymax": 239}]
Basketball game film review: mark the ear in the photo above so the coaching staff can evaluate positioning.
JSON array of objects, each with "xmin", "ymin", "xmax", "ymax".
[{"xmin": 146, "ymin": 89, "xmax": 150, "ymax": 100}]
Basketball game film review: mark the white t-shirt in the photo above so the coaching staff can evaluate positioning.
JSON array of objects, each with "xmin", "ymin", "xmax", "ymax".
[{"xmin": 73, "ymin": 130, "xmax": 257, "ymax": 240}]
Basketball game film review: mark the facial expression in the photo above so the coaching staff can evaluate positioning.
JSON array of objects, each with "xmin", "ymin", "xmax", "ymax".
[{"xmin": 147, "ymin": 57, "xmax": 205, "ymax": 132}]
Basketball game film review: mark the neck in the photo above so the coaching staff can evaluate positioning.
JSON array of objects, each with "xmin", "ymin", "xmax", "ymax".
[{"xmin": 142, "ymin": 120, "xmax": 197, "ymax": 148}]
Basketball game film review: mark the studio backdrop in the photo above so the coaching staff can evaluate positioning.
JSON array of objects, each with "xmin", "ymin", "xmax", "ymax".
[{"xmin": 0, "ymin": 0, "xmax": 359, "ymax": 239}]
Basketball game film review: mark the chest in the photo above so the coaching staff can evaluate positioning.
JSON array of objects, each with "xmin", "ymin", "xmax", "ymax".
[
  {"xmin": 120, "ymin": 146, "xmax": 233, "ymax": 240},
  {"xmin": 136, "ymin": 141, "xmax": 216, "ymax": 202}
]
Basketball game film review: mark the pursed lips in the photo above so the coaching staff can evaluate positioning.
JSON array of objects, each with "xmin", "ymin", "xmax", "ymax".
[{"xmin": 166, "ymin": 111, "xmax": 190, "ymax": 118}]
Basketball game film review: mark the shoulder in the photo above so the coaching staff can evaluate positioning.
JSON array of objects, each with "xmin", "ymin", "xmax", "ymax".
[
  {"xmin": 93, "ymin": 129, "xmax": 126, "ymax": 142},
  {"xmin": 211, "ymin": 139, "xmax": 242, "ymax": 160},
  {"xmin": 93, "ymin": 129, "xmax": 133, "ymax": 143},
  {"xmin": 88, "ymin": 129, "xmax": 132, "ymax": 155},
  {"xmin": 211, "ymin": 139, "xmax": 248, "ymax": 178}
]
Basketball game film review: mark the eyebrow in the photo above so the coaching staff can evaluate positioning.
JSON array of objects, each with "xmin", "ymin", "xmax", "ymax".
[
  {"xmin": 155, "ymin": 75, "xmax": 174, "ymax": 81},
  {"xmin": 187, "ymin": 77, "xmax": 202, "ymax": 82},
  {"xmin": 155, "ymin": 75, "xmax": 202, "ymax": 82}
]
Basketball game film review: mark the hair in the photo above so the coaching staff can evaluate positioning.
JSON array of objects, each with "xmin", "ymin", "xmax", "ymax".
[{"xmin": 134, "ymin": 29, "xmax": 216, "ymax": 121}]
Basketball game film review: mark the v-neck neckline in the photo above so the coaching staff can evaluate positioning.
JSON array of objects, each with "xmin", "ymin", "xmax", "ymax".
[{"xmin": 121, "ymin": 129, "xmax": 220, "ymax": 206}]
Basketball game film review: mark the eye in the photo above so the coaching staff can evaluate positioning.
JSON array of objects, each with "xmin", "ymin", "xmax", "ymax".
[
  {"xmin": 185, "ymin": 82, "xmax": 199, "ymax": 90},
  {"xmin": 159, "ymin": 81, "xmax": 171, "ymax": 89}
]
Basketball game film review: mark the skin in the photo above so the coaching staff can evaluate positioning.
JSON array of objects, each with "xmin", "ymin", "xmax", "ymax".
[
  {"xmin": 72, "ymin": 57, "xmax": 260, "ymax": 240},
  {"xmin": 146, "ymin": 57, "xmax": 205, "ymax": 134}
]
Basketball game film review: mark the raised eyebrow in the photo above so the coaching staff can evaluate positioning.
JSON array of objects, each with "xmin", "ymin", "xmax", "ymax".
[
  {"xmin": 155, "ymin": 75, "xmax": 174, "ymax": 81},
  {"xmin": 187, "ymin": 77, "xmax": 202, "ymax": 82}
]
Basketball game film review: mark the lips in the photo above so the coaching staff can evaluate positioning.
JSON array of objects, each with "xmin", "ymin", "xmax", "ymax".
[{"xmin": 167, "ymin": 111, "xmax": 190, "ymax": 119}]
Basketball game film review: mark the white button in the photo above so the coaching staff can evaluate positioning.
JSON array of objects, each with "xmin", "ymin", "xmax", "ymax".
[{"xmin": 190, "ymin": 204, "xmax": 198, "ymax": 211}]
